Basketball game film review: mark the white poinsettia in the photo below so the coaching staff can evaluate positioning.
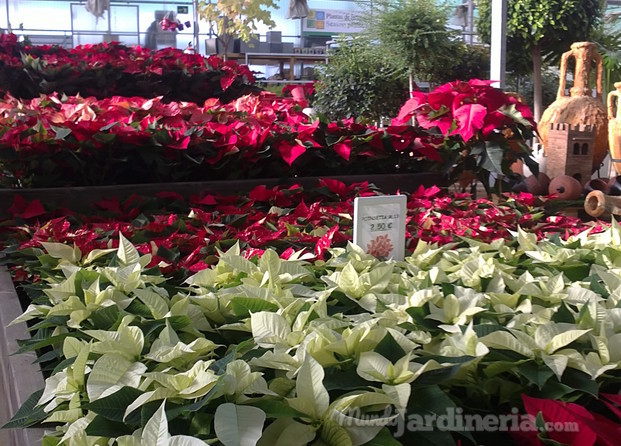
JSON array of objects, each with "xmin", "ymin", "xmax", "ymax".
[
  {"xmin": 356, "ymin": 351, "xmax": 444, "ymax": 385},
  {"xmin": 426, "ymin": 286, "xmax": 487, "ymax": 329}
]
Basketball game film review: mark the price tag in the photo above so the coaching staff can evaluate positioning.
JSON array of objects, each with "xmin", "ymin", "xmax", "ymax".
[{"xmin": 353, "ymin": 195, "xmax": 407, "ymax": 260}]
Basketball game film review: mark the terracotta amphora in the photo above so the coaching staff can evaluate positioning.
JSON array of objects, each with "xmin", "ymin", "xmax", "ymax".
[
  {"xmin": 607, "ymin": 82, "xmax": 621, "ymax": 174},
  {"xmin": 539, "ymin": 42, "xmax": 608, "ymax": 172}
]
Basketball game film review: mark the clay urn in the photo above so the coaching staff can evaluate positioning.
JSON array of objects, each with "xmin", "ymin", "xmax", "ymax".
[
  {"xmin": 584, "ymin": 178, "xmax": 610, "ymax": 195},
  {"xmin": 538, "ymin": 42, "xmax": 608, "ymax": 172},
  {"xmin": 524, "ymin": 173, "xmax": 551, "ymax": 195},
  {"xmin": 548, "ymin": 175, "xmax": 583, "ymax": 200}
]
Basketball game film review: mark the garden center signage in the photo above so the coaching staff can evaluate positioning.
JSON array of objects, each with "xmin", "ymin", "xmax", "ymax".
[
  {"xmin": 353, "ymin": 195, "xmax": 407, "ymax": 261},
  {"xmin": 302, "ymin": 9, "xmax": 365, "ymax": 34}
]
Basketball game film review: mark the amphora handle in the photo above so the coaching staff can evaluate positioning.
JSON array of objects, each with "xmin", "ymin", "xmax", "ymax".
[{"xmin": 557, "ymin": 42, "xmax": 603, "ymax": 100}]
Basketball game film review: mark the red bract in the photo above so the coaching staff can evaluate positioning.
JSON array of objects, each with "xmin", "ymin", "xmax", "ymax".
[
  {"xmin": 515, "ymin": 394, "xmax": 621, "ymax": 446},
  {"xmin": 276, "ymin": 140, "xmax": 306, "ymax": 166},
  {"xmin": 8, "ymin": 195, "xmax": 46, "ymax": 219},
  {"xmin": 0, "ymin": 183, "xmax": 605, "ymax": 280},
  {"xmin": 396, "ymin": 79, "xmax": 536, "ymax": 139}
]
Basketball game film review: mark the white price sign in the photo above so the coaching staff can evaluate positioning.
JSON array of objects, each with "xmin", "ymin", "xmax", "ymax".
[{"xmin": 353, "ymin": 195, "xmax": 407, "ymax": 260}]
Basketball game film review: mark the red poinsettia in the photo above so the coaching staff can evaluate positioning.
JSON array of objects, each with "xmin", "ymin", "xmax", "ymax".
[
  {"xmin": 513, "ymin": 394, "xmax": 621, "ymax": 446},
  {"xmin": 394, "ymin": 79, "xmax": 538, "ymax": 190}
]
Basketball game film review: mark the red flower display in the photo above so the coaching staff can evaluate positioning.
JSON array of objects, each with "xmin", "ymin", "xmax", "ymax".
[{"xmin": 0, "ymin": 183, "xmax": 603, "ymax": 282}]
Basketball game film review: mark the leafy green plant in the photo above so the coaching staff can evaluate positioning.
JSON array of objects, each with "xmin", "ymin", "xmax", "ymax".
[
  {"xmin": 361, "ymin": 0, "xmax": 461, "ymax": 92},
  {"xmin": 314, "ymin": 35, "xmax": 409, "ymax": 123}
]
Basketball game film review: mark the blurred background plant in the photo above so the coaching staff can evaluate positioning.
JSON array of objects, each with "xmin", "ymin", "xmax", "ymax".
[{"xmin": 314, "ymin": 35, "xmax": 409, "ymax": 123}]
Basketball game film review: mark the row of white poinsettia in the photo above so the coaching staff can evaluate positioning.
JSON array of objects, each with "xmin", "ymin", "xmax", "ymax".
[{"xmin": 9, "ymin": 223, "xmax": 621, "ymax": 445}]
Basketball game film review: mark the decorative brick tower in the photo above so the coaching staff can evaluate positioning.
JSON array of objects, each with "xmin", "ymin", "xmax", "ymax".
[{"xmin": 545, "ymin": 123, "xmax": 595, "ymax": 185}]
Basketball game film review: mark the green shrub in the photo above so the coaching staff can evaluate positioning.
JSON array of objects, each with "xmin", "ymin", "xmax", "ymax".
[{"xmin": 314, "ymin": 36, "xmax": 409, "ymax": 123}]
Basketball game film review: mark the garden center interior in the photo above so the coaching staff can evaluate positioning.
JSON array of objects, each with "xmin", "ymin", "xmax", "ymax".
[{"xmin": 0, "ymin": 0, "xmax": 472, "ymax": 82}]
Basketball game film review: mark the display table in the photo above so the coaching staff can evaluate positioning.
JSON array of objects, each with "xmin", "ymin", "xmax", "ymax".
[{"xmin": 240, "ymin": 52, "xmax": 328, "ymax": 81}]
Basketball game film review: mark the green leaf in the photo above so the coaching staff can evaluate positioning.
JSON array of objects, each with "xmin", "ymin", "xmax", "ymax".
[
  {"xmin": 472, "ymin": 324, "xmax": 508, "ymax": 338},
  {"xmin": 551, "ymin": 303, "xmax": 575, "ymax": 324},
  {"xmin": 83, "ymin": 386, "xmax": 144, "ymax": 423},
  {"xmin": 361, "ymin": 427, "xmax": 403, "ymax": 446},
  {"xmin": 561, "ymin": 369, "xmax": 600, "ymax": 398},
  {"xmin": 85, "ymin": 415, "xmax": 135, "ymax": 437},
  {"xmin": 480, "ymin": 142, "xmax": 505, "ymax": 175},
  {"xmin": 189, "ymin": 413, "xmax": 213, "ymax": 437},
  {"xmin": 517, "ymin": 362, "xmax": 554, "ymax": 390},
  {"xmin": 15, "ymin": 333, "xmax": 73, "ymax": 355},
  {"xmin": 406, "ymin": 385, "xmax": 456, "ymax": 420},
  {"xmin": 324, "ymin": 368, "xmax": 371, "ymax": 391},
  {"xmin": 1, "ymin": 389, "xmax": 46, "ymax": 428},
  {"xmin": 231, "ymin": 297, "xmax": 279, "ymax": 317},
  {"xmin": 252, "ymin": 399, "xmax": 306, "ymax": 418},
  {"xmin": 214, "ymin": 403, "xmax": 266, "ymax": 446},
  {"xmin": 375, "ymin": 332, "xmax": 407, "ymax": 363},
  {"xmin": 90, "ymin": 305, "xmax": 122, "ymax": 330},
  {"xmin": 410, "ymin": 363, "xmax": 463, "ymax": 388}
]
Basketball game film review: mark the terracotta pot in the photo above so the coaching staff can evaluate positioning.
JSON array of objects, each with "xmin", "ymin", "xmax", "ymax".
[
  {"xmin": 548, "ymin": 175, "xmax": 584, "ymax": 200},
  {"xmin": 584, "ymin": 178, "xmax": 610, "ymax": 194},
  {"xmin": 525, "ymin": 173, "xmax": 551, "ymax": 195},
  {"xmin": 510, "ymin": 159, "xmax": 524, "ymax": 176},
  {"xmin": 608, "ymin": 82, "xmax": 621, "ymax": 174},
  {"xmin": 538, "ymin": 42, "xmax": 608, "ymax": 172}
]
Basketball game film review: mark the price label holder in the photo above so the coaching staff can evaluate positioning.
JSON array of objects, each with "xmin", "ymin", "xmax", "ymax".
[{"xmin": 353, "ymin": 194, "xmax": 407, "ymax": 261}]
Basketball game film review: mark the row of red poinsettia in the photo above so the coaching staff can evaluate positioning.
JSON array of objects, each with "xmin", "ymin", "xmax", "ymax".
[
  {"xmin": 0, "ymin": 79, "xmax": 538, "ymax": 188},
  {"xmin": 0, "ymin": 91, "xmax": 437, "ymax": 187},
  {"xmin": 0, "ymin": 34, "xmax": 253, "ymax": 78},
  {"xmin": 0, "ymin": 33, "xmax": 257, "ymax": 104},
  {"xmin": 3, "ymin": 181, "xmax": 600, "ymax": 281}
]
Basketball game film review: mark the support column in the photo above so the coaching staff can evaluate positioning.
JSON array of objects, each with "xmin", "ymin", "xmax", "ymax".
[{"xmin": 490, "ymin": 0, "xmax": 507, "ymax": 89}]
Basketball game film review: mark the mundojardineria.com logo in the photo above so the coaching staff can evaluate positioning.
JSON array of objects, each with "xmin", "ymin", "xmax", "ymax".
[{"xmin": 335, "ymin": 406, "xmax": 580, "ymax": 438}]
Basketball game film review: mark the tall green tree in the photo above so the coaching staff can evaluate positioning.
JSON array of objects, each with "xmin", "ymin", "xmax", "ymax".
[
  {"xmin": 476, "ymin": 0, "xmax": 603, "ymax": 121},
  {"xmin": 363, "ymin": 0, "xmax": 460, "ymax": 93}
]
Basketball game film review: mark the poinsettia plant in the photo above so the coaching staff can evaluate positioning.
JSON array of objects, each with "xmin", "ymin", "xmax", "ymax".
[
  {"xmin": 0, "ymin": 91, "xmax": 445, "ymax": 187},
  {"xmin": 1, "ymin": 182, "xmax": 603, "ymax": 284},
  {"xmin": 1, "ymin": 206, "xmax": 619, "ymax": 445},
  {"xmin": 0, "ymin": 33, "xmax": 257, "ymax": 103},
  {"xmin": 395, "ymin": 79, "xmax": 539, "ymax": 193}
]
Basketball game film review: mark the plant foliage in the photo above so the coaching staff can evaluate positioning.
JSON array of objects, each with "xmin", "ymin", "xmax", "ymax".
[
  {"xmin": 314, "ymin": 36, "xmax": 409, "ymax": 123},
  {"xmin": 3, "ymin": 218, "xmax": 621, "ymax": 445},
  {"xmin": 362, "ymin": 0, "xmax": 461, "ymax": 85}
]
